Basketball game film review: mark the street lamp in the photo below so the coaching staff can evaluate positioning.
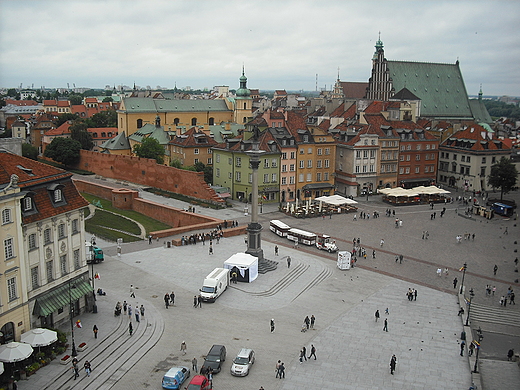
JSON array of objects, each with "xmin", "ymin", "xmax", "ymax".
[
  {"xmin": 459, "ymin": 262, "xmax": 467, "ymax": 294},
  {"xmin": 473, "ymin": 327, "xmax": 484, "ymax": 373},
  {"xmin": 465, "ymin": 288, "xmax": 475, "ymax": 326},
  {"xmin": 90, "ymin": 236, "xmax": 98, "ymax": 314},
  {"xmin": 68, "ymin": 281, "xmax": 77, "ymax": 357}
]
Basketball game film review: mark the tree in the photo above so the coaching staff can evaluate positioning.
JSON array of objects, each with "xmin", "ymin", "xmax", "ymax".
[
  {"xmin": 133, "ymin": 137, "xmax": 164, "ymax": 164},
  {"xmin": 22, "ymin": 143, "xmax": 39, "ymax": 160},
  {"xmin": 488, "ymin": 157, "xmax": 518, "ymax": 200},
  {"xmin": 56, "ymin": 113, "xmax": 79, "ymax": 127},
  {"xmin": 70, "ymin": 121, "xmax": 94, "ymax": 150},
  {"xmin": 44, "ymin": 137, "xmax": 82, "ymax": 166},
  {"xmin": 86, "ymin": 110, "xmax": 117, "ymax": 128},
  {"xmin": 170, "ymin": 159, "xmax": 182, "ymax": 168},
  {"xmin": 102, "ymin": 96, "xmax": 113, "ymax": 102},
  {"xmin": 68, "ymin": 94, "xmax": 83, "ymax": 105}
]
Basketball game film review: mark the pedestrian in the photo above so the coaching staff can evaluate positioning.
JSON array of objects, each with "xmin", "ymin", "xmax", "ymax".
[
  {"xmin": 190, "ymin": 357, "xmax": 197, "ymax": 372},
  {"xmin": 380, "ymin": 239, "xmax": 384, "ymax": 247},
  {"xmin": 299, "ymin": 349, "xmax": 304, "ymax": 364},
  {"xmin": 287, "ymin": 256, "xmax": 291, "ymax": 268},
  {"xmin": 164, "ymin": 293, "xmax": 170, "ymax": 309},
  {"xmin": 170, "ymin": 291, "xmax": 175, "ymax": 306},
  {"xmin": 197, "ymin": 295, "xmax": 202, "ymax": 308},
  {"xmin": 135, "ymin": 308, "xmax": 140, "ymax": 323},
  {"xmin": 148, "ymin": 234, "xmax": 152, "ymax": 244},
  {"xmin": 84, "ymin": 360, "xmax": 92, "ymax": 377},
  {"xmin": 414, "ymin": 289, "xmax": 417, "ymax": 301},
  {"xmin": 507, "ymin": 349, "xmax": 514, "ymax": 361},
  {"xmin": 193, "ymin": 295, "xmax": 198, "ymax": 308},
  {"xmin": 129, "ymin": 322, "xmax": 133, "ymax": 336},
  {"xmin": 302, "ymin": 345, "xmax": 307, "ymax": 361},
  {"xmin": 453, "ymin": 277, "xmax": 458, "ymax": 289},
  {"xmin": 72, "ymin": 358, "xmax": 80, "ymax": 380},
  {"xmin": 375, "ymin": 309, "xmax": 380, "ymax": 322},
  {"xmin": 208, "ymin": 370, "xmax": 213, "ymax": 386},
  {"xmin": 390, "ymin": 354, "xmax": 397, "ymax": 375},
  {"xmin": 275, "ymin": 245, "xmax": 278, "ymax": 256},
  {"xmin": 383, "ymin": 318, "xmax": 388, "ymax": 332},
  {"xmin": 395, "ymin": 255, "xmax": 399, "ymax": 263},
  {"xmin": 128, "ymin": 304, "xmax": 132, "ymax": 320},
  {"xmin": 93, "ymin": 324, "xmax": 98, "ymax": 339},
  {"xmin": 140, "ymin": 304, "xmax": 145, "ymax": 317},
  {"xmin": 209, "ymin": 244, "xmax": 213, "ymax": 255},
  {"xmin": 180, "ymin": 341, "xmax": 187, "ymax": 355},
  {"xmin": 385, "ymin": 307, "xmax": 389, "ymax": 315},
  {"xmin": 278, "ymin": 362, "xmax": 285, "ymax": 378},
  {"xmin": 310, "ymin": 314, "xmax": 315, "ymax": 328},
  {"xmin": 372, "ymin": 250, "xmax": 376, "ymax": 259},
  {"xmin": 460, "ymin": 340, "xmax": 465, "ymax": 356},
  {"xmin": 130, "ymin": 284, "xmax": 135, "ymax": 298},
  {"xmin": 270, "ymin": 318, "xmax": 275, "ymax": 332},
  {"xmin": 399, "ymin": 254, "xmax": 403, "ymax": 264},
  {"xmin": 308, "ymin": 344, "xmax": 317, "ymax": 360},
  {"xmin": 123, "ymin": 300, "xmax": 127, "ymax": 314},
  {"xmin": 510, "ymin": 292, "xmax": 515, "ymax": 305},
  {"xmin": 275, "ymin": 360, "xmax": 281, "ymax": 378},
  {"xmin": 493, "ymin": 264, "xmax": 498, "ymax": 276}
]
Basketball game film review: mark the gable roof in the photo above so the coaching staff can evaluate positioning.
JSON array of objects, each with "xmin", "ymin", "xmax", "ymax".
[
  {"xmin": 120, "ymin": 98, "xmax": 230, "ymax": 113},
  {"xmin": 441, "ymin": 122, "xmax": 510, "ymax": 152},
  {"xmin": 100, "ymin": 131, "xmax": 131, "ymax": 150},
  {"xmin": 339, "ymin": 82, "xmax": 368, "ymax": 99},
  {"xmin": 170, "ymin": 127, "xmax": 218, "ymax": 148},
  {"xmin": 469, "ymin": 98, "xmax": 493, "ymax": 124}
]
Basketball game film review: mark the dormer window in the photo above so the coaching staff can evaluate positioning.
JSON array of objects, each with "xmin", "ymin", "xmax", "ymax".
[
  {"xmin": 54, "ymin": 189, "xmax": 62, "ymax": 202},
  {"xmin": 22, "ymin": 196, "xmax": 33, "ymax": 212},
  {"xmin": 48, "ymin": 183, "xmax": 66, "ymax": 206}
]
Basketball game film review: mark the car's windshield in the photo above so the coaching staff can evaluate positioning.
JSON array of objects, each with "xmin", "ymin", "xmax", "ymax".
[
  {"xmin": 187, "ymin": 385, "xmax": 201, "ymax": 390},
  {"xmin": 201, "ymin": 286, "xmax": 215, "ymax": 293},
  {"xmin": 234, "ymin": 357, "xmax": 249, "ymax": 365},
  {"xmin": 205, "ymin": 356, "xmax": 219, "ymax": 362}
]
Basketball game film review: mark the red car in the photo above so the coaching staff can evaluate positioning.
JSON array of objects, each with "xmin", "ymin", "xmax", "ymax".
[{"xmin": 185, "ymin": 375, "xmax": 211, "ymax": 390}]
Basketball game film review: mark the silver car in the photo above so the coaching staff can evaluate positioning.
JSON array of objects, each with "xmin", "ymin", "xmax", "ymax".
[{"xmin": 230, "ymin": 348, "xmax": 255, "ymax": 376}]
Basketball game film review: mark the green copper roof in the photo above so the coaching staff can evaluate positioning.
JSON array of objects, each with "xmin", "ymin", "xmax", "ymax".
[
  {"xmin": 121, "ymin": 98, "xmax": 230, "ymax": 113},
  {"xmin": 128, "ymin": 123, "xmax": 170, "ymax": 145},
  {"xmin": 100, "ymin": 131, "xmax": 130, "ymax": 150},
  {"xmin": 387, "ymin": 61, "xmax": 473, "ymax": 119},
  {"xmin": 469, "ymin": 99, "xmax": 493, "ymax": 124}
]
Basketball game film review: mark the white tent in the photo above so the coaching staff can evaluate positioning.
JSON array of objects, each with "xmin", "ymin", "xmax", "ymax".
[{"xmin": 223, "ymin": 253, "xmax": 258, "ymax": 283}]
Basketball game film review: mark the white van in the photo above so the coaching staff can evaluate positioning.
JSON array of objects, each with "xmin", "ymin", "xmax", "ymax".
[{"xmin": 200, "ymin": 268, "xmax": 230, "ymax": 302}]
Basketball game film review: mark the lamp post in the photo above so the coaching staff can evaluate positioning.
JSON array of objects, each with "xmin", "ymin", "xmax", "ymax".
[
  {"xmin": 68, "ymin": 281, "xmax": 77, "ymax": 357},
  {"xmin": 465, "ymin": 288, "xmax": 475, "ymax": 326},
  {"xmin": 459, "ymin": 262, "xmax": 467, "ymax": 294},
  {"xmin": 90, "ymin": 236, "xmax": 98, "ymax": 314},
  {"xmin": 473, "ymin": 327, "xmax": 484, "ymax": 373}
]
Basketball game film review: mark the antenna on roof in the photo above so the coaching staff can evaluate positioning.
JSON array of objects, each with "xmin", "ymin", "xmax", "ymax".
[{"xmin": 316, "ymin": 74, "xmax": 318, "ymax": 92}]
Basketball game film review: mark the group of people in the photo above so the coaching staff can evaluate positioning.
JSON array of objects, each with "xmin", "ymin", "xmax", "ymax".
[
  {"xmin": 499, "ymin": 287, "xmax": 516, "ymax": 306},
  {"xmin": 164, "ymin": 291, "xmax": 175, "ymax": 308},
  {"xmin": 298, "ymin": 344, "xmax": 317, "ymax": 363},
  {"xmin": 406, "ymin": 288, "xmax": 418, "ymax": 301},
  {"xmin": 71, "ymin": 357, "xmax": 92, "ymax": 379},
  {"xmin": 301, "ymin": 315, "xmax": 316, "ymax": 332}
]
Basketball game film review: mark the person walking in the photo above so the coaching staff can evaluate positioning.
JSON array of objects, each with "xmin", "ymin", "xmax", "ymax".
[
  {"xmin": 197, "ymin": 295, "xmax": 202, "ymax": 308},
  {"xmin": 130, "ymin": 284, "xmax": 135, "ymax": 298},
  {"xmin": 84, "ymin": 360, "xmax": 92, "ymax": 377},
  {"xmin": 275, "ymin": 245, "xmax": 279, "ymax": 256},
  {"xmin": 275, "ymin": 360, "xmax": 281, "ymax": 378},
  {"xmin": 375, "ymin": 310, "xmax": 380, "ymax": 322},
  {"xmin": 460, "ymin": 340, "xmax": 465, "ymax": 356},
  {"xmin": 135, "ymin": 308, "xmax": 140, "ymax": 323},
  {"xmin": 92, "ymin": 324, "xmax": 98, "ymax": 339},
  {"xmin": 302, "ymin": 346, "xmax": 307, "ymax": 361},
  {"xmin": 193, "ymin": 295, "xmax": 198, "ymax": 308},
  {"xmin": 270, "ymin": 318, "xmax": 275, "ymax": 332},
  {"xmin": 390, "ymin": 354, "xmax": 397, "ymax": 375},
  {"xmin": 278, "ymin": 362, "xmax": 285, "ymax": 378},
  {"xmin": 129, "ymin": 322, "xmax": 133, "ymax": 336},
  {"xmin": 72, "ymin": 358, "xmax": 80, "ymax": 380},
  {"xmin": 310, "ymin": 314, "xmax": 315, "ymax": 329},
  {"xmin": 508, "ymin": 349, "xmax": 514, "ymax": 361},
  {"xmin": 493, "ymin": 264, "xmax": 498, "ymax": 276},
  {"xmin": 299, "ymin": 348, "xmax": 305, "ymax": 364},
  {"xmin": 287, "ymin": 256, "xmax": 291, "ymax": 268},
  {"xmin": 140, "ymin": 304, "xmax": 145, "ymax": 317},
  {"xmin": 453, "ymin": 277, "xmax": 458, "ymax": 289},
  {"xmin": 180, "ymin": 341, "xmax": 187, "ymax": 355},
  {"xmin": 128, "ymin": 304, "xmax": 132, "ymax": 320},
  {"xmin": 308, "ymin": 344, "xmax": 317, "ymax": 360},
  {"xmin": 169, "ymin": 291, "xmax": 175, "ymax": 306},
  {"xmin": 383, "ymin": 318, "xmax": 388, "ymax": 332},
  {"xmin": 380, "ymin": 239, "xmax": 385, "ymax": 247},
  {"xmin": 304, "ymin": 316, "xmax": 310, "ymax": 329}
]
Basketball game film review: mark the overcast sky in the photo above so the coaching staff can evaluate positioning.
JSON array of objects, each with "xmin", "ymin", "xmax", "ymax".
[{"xmin": 1, "ymin": 0, "xmax": 519, "ymax": 97}]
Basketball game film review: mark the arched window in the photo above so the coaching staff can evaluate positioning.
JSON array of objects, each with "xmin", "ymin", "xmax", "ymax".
[
  {"xmin": 191, "ymin": 118, "xmax": 197, "ymax": 126},
  {"xmin": 209, "ymin": 117, "xmax": 215, "ymax": 126},
  {"xmin": 243, "ymin": 102, "xmax": 247, "ymax": 109},
  {"xmin": 92, "ymin": 133, "xmax": 98, "ymax": 138},
  {"xmin": 101, "ymin": 132, "xmax": 106, "ymax": 137},
  {"xmin": 174, "ymin": 118, "xmax": 180, "ymax": 125},
  {"xmin": 0, "ymin": 322, "xmax": 15, "ymax": 344},
  {"xmin": 108, "ymin": 132, "xmax": 112, "ymax": 137},
  {"xmin": 137, "ymin": 119, "xmax": 143, "ymax": 129}
]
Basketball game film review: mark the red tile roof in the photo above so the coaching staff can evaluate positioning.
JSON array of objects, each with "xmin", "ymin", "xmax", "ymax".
[
  {"xmin": 5, "ymin": 99, "xmax": 39, "ymax": 106},
  {"xmin": 45, "ymin": 121, "xmax": 72, "ymax": 136}
]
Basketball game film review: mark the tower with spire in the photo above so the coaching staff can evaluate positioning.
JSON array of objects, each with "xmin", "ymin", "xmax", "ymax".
[
  {"xmin": 365, "ymin": 32, "xmax": 394, "ymax": 100},
  {"xmin": 234, "ymin": 66, "xmax": 252, "ymax": 124},
  {"xmin": 332, "ymin": 67, "xmax": 345, "ymax": 99}
]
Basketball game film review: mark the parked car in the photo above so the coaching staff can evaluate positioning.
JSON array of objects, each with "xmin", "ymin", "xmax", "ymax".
[
  {"xmin": 162, "ymin": 366, "xmax": 190, "ymax": 389},
  {"xmin": 185, "ymin": 375, "xmax": 211, "ymax": 390},
  {"xmin": 230, "ymin": 348, "xmax": 255, "ymax": 376},
  {"xmin": 201, "ymin": 345, "xmax": 226, "ymax": 374}
]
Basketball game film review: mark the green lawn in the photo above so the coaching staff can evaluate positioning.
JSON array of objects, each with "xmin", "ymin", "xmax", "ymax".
[
  {"xmin": 82, "ymin": 193, "xmax": 172, "ymax": 236},
  {"xmin": 84, "ymin": 222, "xmax": 141, "ymax": 243},
  {"xmin": 87, "ymin": 209, "xmax": 141, "ymax": 235}
]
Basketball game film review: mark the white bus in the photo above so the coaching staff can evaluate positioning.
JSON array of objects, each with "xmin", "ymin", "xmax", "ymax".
[
  {"xmin": 269, "ymin": 220, "xmax": 291, "ymax": 237},
  {"xmin": 287, "ymin": 228, "xmax": 317, "ymax": 246}
]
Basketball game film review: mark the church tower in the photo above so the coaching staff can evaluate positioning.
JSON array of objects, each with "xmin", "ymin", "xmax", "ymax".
[
  {"xmin": 365, "ymin": 34, "xmax": 394, "ymax": 100},
  {"xmin": 234, "ymin": 67, "xmax": 252, "ymax": 124},
  {"xmin": 332, "ymin": 68, "xmax": 345, "ymax": 99}
]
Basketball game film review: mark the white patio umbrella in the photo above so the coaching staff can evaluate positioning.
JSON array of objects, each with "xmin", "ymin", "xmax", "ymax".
[
  {"xmin": 0, "ymin": 342, "xmax": 34, "ymax": 363},
  {"xmin": 21, "ymin": 328, "xmax": 58, "ymax": 348},
  {"xmin": 0, "ymin": 361, "xmax": 4, "ymax": 375}
]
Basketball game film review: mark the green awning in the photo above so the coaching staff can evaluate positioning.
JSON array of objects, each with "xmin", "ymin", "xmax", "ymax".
[{"xmin": 33, "ymin": 280, "xmax": 93, "ymax": 317}]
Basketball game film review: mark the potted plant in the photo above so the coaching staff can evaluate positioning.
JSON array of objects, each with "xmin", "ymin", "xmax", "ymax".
[
  {"xmin": 77, "ymin": 342, "xmax": 88, "ymax": 352},
  {"xmin": 60, "ymin": 354, "xmax": 71, "ymax": 365}
]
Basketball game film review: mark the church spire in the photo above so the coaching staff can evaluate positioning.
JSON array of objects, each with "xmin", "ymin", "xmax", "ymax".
[{"xmin": 478, "ymin": 84, "xmax": 483, "ymax": 101}]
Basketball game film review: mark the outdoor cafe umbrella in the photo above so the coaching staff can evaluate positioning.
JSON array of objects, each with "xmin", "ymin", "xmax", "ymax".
[
  {"xmin": 21, "ymin": 328, "xmax": 57, "ymax": 348},
  {"xmin": 0, "ymin": 342, "xmax": 33, "ymax": 363},
  {"xmin": 0, "ymin": 362, "xmax": 4, "ymax": 375}
]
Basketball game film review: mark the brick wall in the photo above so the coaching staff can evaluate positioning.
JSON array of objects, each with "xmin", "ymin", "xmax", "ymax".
[{"xmin": 76, "ymin": 150, "xmax": 224, "ymax": 204}]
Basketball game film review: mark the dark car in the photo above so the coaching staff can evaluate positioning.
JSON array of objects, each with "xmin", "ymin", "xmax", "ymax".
[{"xmin": 201, "ymin": 345, "xmax": 226, "ymax": 374}]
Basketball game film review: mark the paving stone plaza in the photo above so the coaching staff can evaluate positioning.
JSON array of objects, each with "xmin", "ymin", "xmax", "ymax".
[{"xmin": 18, "ymin": 179, "xmax": 520, "ymax": 390}]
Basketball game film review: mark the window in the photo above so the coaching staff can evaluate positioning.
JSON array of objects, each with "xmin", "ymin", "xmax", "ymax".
[
  {"xmin": 362, "ymin": 165, "xmax": 367, "ymax": 173},
  {"xmin": 248, "ymin": 173, "xmax": 252, "ymax": 183},
  {"xmin": 4, "ymin": 237, "xmax": 14, "ymax": 259},
  {"xmin": 324, "ymin": 159, "xmax": 330, "ymax": 168},
  {"xmin": 324, "ymin": 172, "xmax": 329, "ymax": 181},
  {"xmin": 405, "ymin": 167, "xmax": 410, "ymax": 174},
  {"xmin": 264, "ymin": 159, "xmax": 269, "ymax": 168},
  {"xmin": 370, "ymin": 150, "xmax": 376, "ymax": 158},
  {"xmin": 426, "ymin": 144, "xmax": 430, "ymax": 150},
  {"xmin": 415, "ymin": 167, "xmax": 420, "ymax": 173},
  {"xmin": 299, "ymin": 160, "xmax": 304, "ymax": 169},
  {"xmin": 431, "ymin": 144, "xmax": 436, "ymax": 149},
  {"xmin": 46, "ymin": 261, "xmax": 53, "ymax": 282},
  {"xmin": 298, "ymin": 173, "xmax": 304, "ymax": 182},
  {"xmin": 416, "ymin": 145, "xmax": 421, "ymax": 150},
  {"xmin": 406, "ymin": 145, "xmax": 411, "ymax": 150},
  {"xmin": 72, "ymin": 219, "xmax": 79, "ymax": 234},
  {"xmin": 28, "ymin": 233, "xmax": 37, "ymax": 250},
  {"xmin": 307, "ymin": 160, "xmax": 312, "ymax": 168},
  {"xmin": 400, "ymin": 145, "xmax": 405, "ymax": 151},
  {"xmin": 271, "ymin": 173, "xmax": 277, "ymax": 182},
  {"xmin": 58, "ymin": 223, "xmax": 66, "ymax": 239},
  {"xmin": 289, "ymin": 176, "xmax": 295, "ymax": 184},
  {"xmin": 191, "ymin": 118, "xmax": 197, "ymax": 126},
  {"xmin": 74, "ymin": 249, "xmax": 80, "ymax": 269},
  {"xmin": 281, "ymin": 177, "xmax": 287, "ymax": 185},
  {"xmin": 492, "ymin": 157, "xmax": 496, "ymax": 163},
  {"xmin": 22, "ymin": 196, "xmax": 33, "ymax": 211},
  {"xmin": 194, "ymin": 148, "xmax": 199, "ymax": 155},
  {"xmin": 415, "ymin": 155, "xmax": 420, "ymax": 161},
  {"xmin": 325, "ymin": 148, "xmax": 330, "ymax": 155},
  {"xmin": 400, "ymin": 155, "xmax": 404, "ymax": 161},
  {"xmin": 364, "ymin": 139, "xmax": 368, "ymax": 145},
  {"xmin": 271, "ymin": 159, "xmax": 277, "ymax": 168},
  {"xmin": 282, "ymin": 165, "xmax": 287, "ymax": 172},
  {"xmin": 481, "ymin": 157, "xmax": 486, "ymax": 164},
  {"xmin": 207, "ymin": 157, "xmax": 212, "ymax": 164},
  {"xmin": 356, "ymin": 151, "xmax": 361, "ymax": 159},
  {"xmin": 235, "ymin": 171, "xmax": 241, "ymax": 182},
  {"xmin": 355, "ymin": 165, "xmax": 360, "ymax": 173},
  {"xmin": 60, "ymin": 255, "xmax": 67, "ymax": 275},
  {"xmin": 236, "ymin": 157, "xmax": 241, "ymax": 167},
  {"xmin": 44, "ymin": 228, "xmax": 52, "ymax": 245},
  {"xmin": 194, "ymin": 158, "xmax": 199, "ymax": 164},
  {"xmin": 290, "ymin": 152, "xmax": 295, "ymax": 159},
  {"xmin": 215, "ymin": 168, "xmax": 220, "ymax": 177},
  {"xmin": 209, "ymin": 117, "xmax": 215, "ymax": 125},
  {"xmin": 263, "ymin": 174, "xmax": 269, "ymax": 183},
  {"xmin": 2, "ymin": 209, "xmax": 12, "ymax": 225},
  {"xmin": 306, "ymin": 173, "xmax": 312, "ymax": 181},
  {"xmin": 453, "ymin": 154, "xmax": 457, "ymax": 160},
  {"xmin": 31, "ymin": 267, "xmax": 39, "ymax": 289},
  {"xmin": 316, "ymin": 172, "xmax": 322, "ymax": 181},
  {"xmin": 363, "ymin": 150, "xmax": 368, "ymax": 158},
  {"xmin": 370, "ymin": 165, "xmax": 375, "ymax": 172},
  {"xmin": 317, "ymin": 148, "xmax": 323, "ymax": 155},
  {"xmin": 54, "ymin": 189, "xmax": 62, "ymax": 203},
  {"xmin": 445, "ymin": 153, "xmax": 449, "ymax": 159},
  {"xmin": 461, "ymin": 156, "xmax": 466, "ymax": 162},
  {"xmin": 307, "ymin": 148, "xmax": 312, "ymax": 154},
  {"xmin": 216, "ymin": 154, "xmax": 220, "ymax": 163},
  {"xmin": 137, "ymin": 119, "xmax": 143, "ymax": 128},
  {"xmin": 228, "ymin": 172, "xmax": 232, "ymax": 179},
  {"xmin": 467, "ymin": 156, "xmax": 471, "ymax": 163},
  {"xmin": 281, "ymin": 152, "xmax": 287, "ymax": 160},
  {"xmin": 317, "ymin": 160, "xmax": 322, "ymax": 168},
  {"xmin": 406, "ymin": 155, "xmax": 410, "ymax": 161},
  {"xmin": 371, "ymin": 139, "xmax": 376, "ymax": 145},
  {"xmin": 174, "ymin": 118, "xmax": 180, "ymax": 125},
  {"xmin": 7, "ymin": 278, "xmax": 17, "ymax": 301},
  {"xmin": 399, "ymin": 168, "xmax": 404, "ymax": 174}
]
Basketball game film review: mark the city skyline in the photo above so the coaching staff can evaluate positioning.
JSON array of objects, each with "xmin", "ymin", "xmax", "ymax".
[{"xmin": 1, "ymin": 0, "xmax": 519, "ymax": 97}]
